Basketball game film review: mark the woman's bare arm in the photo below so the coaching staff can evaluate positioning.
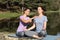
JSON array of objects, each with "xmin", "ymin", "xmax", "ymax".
[
  {"xmin": 43, "ymin": 21, "xmax": 47, "ymax": 30},
  {"xmin": 20, "ymin": 17, "xmax": 32, "ymax": 23},
  {"xmin": 27, "ymin": 23, "xmax": 35, "ymax": 31}
]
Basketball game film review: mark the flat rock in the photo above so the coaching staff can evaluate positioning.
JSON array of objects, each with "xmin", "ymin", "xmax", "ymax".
[
  {"xmin": 0, "ymin": 33, "xmax": 60, "ymax": 40},
  {"xmin": 4, "ymin": 34, "xmax": 38, "ymax": 40},
  {"xmin": 0, "ymin": 33, "xmax": 5, "ymax": 40},
  {"xmin": 5, "ymin": 36, "xmax": 38, "ymax": 40},
  {"xmin": 56, "ymin": 37, "xmax": 60, "ymax": 40}
]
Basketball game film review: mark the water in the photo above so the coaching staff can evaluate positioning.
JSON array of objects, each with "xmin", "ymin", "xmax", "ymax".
[{"xmin": 57, "ymin": 32, "xmax": 60, "ymax": 36}]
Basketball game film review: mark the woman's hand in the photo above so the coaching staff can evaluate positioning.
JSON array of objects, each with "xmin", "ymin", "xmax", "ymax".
[
  {"xmin": 23, "ymin": 27, "xmax": 28, "ymax": 31},
  {"xmin": 29, "ymin": 19, "xmax": 32, "ymax": 22},
  {"xmin": 42, "ymin": 28, "xmax": 46, "ymax": 31},
  {"xmin": 31, "ymin": 16, "xmax": 37, "ymax": 19}
]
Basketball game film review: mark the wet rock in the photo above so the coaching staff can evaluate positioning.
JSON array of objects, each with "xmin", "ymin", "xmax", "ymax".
[
  {"xmin": 4, "ymin": 34, "xmax": 38, "ymax": 40},
  {"xmin": 5, "ymin": 36, "xmax": 38, "ymax": 40},
  {"xmin": 0, "ymin": 33, "xmax": 5, "ymax": 40},
  {"xmin": 57, "ymin": 37, "xmax": 60, "ymax": 40}
]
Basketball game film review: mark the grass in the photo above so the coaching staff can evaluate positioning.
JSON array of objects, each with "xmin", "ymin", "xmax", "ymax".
[
  {"xmin": 0, "ymin": 12, "xmax": 21, "ymax": 20},
  {"xmin": 0, "ymin": 11, "xmax": 35, "ymax": 20},
  {"xmin": 0, "ymin": 11, "xmax": 59, "ymax": 20}
]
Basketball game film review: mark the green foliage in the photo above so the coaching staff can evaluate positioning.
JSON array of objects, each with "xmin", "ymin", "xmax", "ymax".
[
  {"xmin": 0, "ymin": 11, "xmax": 60, "ymax": 35},
  {"xmin": 46, "ymin": 12, "xmax": 60, "ymax": 35},
  {"xmin": 0, "ymin": 12, "xmax": 21, "ymax": 20},
  {"xmin": 0, "ymin": 0, "xmax": 60, "ymax": 12},
  {"xmin": 0, "ymin": 0, "xmax": 60, "ymax": 35}
]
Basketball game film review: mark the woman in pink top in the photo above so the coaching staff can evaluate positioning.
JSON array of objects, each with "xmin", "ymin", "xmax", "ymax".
[{"xmin": 16, "ymin": 8, "xmax": 32, "ymax": 37}]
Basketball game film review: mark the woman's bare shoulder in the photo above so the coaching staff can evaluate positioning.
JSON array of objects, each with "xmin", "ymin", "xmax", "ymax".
[{"xmin": 33, "ymin": 16, "xmax": 38, "ymax": 18}]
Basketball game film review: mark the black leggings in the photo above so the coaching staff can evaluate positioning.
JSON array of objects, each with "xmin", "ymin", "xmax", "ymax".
[
  {"xmin": 16, "ymin": 30, "xmax": 47, "ymax": 37},
  {"xmin": 25, "ymin": 31, "xmax": 47, "ymax": 37},
  {"xmin": 38, "ymin": 30, "xmax": 47, "ymax": 37},
  {"xmin": 16, "ymin": 32, "xmax": 25, "ymax": 37}
]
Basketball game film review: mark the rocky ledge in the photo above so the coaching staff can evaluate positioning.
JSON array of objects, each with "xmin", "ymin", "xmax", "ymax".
[
  {"xmin": 0, "ymin": 33, "xmax": 38, "ymax": 40},
  {"xmin": 0, "ymin": 33, "xmax": 60, "ymax": 40}
]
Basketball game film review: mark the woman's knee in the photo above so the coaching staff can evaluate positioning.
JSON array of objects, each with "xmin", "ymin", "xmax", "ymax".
[
  {"xmin": 38, "ymin": 30, "xmax": 47, "ymax": 37},
  {"xmin": 25, "ymin": 31, "xmax": 38, "ymax": 37},
  {"xmin": 16, "ymin": 32, "xmax": 24, "ymax": 37}
]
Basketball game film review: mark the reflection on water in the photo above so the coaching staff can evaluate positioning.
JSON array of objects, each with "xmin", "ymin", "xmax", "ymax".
[{"xmin": 57, "ymin": 32, "xmax": 60, "ymax": 36}]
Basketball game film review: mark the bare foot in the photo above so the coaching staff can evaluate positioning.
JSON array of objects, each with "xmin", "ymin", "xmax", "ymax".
[{"xmin": 33, "ymin": 35, "xmax": 43, "ymax": 39}]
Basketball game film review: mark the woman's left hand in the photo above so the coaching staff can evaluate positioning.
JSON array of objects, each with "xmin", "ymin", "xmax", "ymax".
[
  {"xmin": 31, "ymin": 16, "xmax": 37, "ymax": 19},
  {"xmin": 42, "ymin": 28, "xmax": 46, "ymax": 31},
  {"xmin": 24, "ymin": 29, "xmax": 28, "ymax": 31}
]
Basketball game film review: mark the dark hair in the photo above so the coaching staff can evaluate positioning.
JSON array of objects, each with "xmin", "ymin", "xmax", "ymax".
[
  {"xmin": 23, "ymin": 7, "xmax": 30, "ymax": 12},
  {"xmin": 38, "ymin": 6, "xmax": 46, "ymax": 11},
  {"xmin": 22, "ymin": 7, "xmax": 30, "ymax": 14},
  {"xmin": 38, "ymin": 6, "xmax": 46, "ymax": 15}
]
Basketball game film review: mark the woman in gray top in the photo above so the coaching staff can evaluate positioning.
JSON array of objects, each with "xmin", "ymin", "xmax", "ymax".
[{"xmin": 25, "ymin": 6, "xmax": 48, "ymax": 39}]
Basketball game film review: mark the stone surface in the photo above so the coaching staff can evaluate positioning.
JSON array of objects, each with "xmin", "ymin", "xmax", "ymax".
[
  {"xmin": 4, "ymin": 34, "xmax": 38, "ymax": 40},
  {"xmin": 56, "ymin": 38, "xmax": 60, "ymax": 40},
  {"xmin": 5, "ymin": 36, "xmax": 38, "ymax": 40},
  {"xmin": 0, "ymin": 32, "xmax": 60, "ymax": 40},
  {"xmin": 0, "ymin": 33, "xmax": 5, "ymax": 40}
]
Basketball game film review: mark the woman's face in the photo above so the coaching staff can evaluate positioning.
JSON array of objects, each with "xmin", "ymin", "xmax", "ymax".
[
  {"xmin": 37, "ymin": 7, "xmax": 43, "ymax": 14},
  {"xmin": 25, "ymin": 9, "xmax": 30, "ymax": 15}
]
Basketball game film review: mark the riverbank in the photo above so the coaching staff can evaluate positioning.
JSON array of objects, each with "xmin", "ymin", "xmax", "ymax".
[
  {"xmin": 0, "ymin": 12, "xmax": 21, "ymax": 20},
  {"xmin": 0, "ymin": 32, "xmax": 60, "ymax": 40}
]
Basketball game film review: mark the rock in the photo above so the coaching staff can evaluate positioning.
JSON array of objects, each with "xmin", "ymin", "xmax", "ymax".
[
  {"xmin": 4, "ymin": 34, "xmax": 38, "ymax": 40},
  {"xmin": 56, "ymin": 37, "xmax": 60, "ymax": 40},
  {"xmin": 0, "ymin": 32, "xmax": 38, "ymax": 40},
  {"xmin": 5, "ymin": 36, "xmax": 18, "ymax": 40},
  {"xmin": 0, "ymin": 33, "xmax": 5, "ymax": 40},
  {"xmin": 5, "ymin": 36, "xmax": 38, "ymax": 40},
  {"xmin": 1, "ymin": 33, "xmax": 60, "ymax": 40}
]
